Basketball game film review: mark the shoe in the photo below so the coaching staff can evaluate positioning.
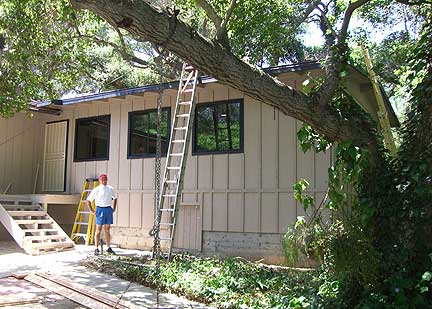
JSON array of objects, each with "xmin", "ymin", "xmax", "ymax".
[
  {"xmin": 94, "ymin": 248, "xmax": 100, "ymax": 256},
  {"xmin": 107, "ymin": 247, "xmax": 116, "ymax": 255}
]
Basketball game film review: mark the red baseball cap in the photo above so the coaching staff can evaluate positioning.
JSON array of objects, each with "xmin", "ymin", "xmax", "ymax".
[{"xmin": 99, "ymin": 174, "xmax": 108, "ymax": 181}]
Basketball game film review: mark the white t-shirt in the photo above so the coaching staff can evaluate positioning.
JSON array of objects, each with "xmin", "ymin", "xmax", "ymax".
[{"xmin": 86, "ymin": 184, "xmax": 117, "ymax": 207}]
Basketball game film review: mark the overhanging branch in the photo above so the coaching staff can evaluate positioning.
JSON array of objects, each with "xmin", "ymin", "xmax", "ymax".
[{"xmin": 71, "ymin": 0, "xmax": 377, "ymax": 147}]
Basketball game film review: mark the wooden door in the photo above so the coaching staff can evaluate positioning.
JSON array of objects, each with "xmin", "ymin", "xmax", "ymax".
[{"xmin": 43, "ymin": 121, "xmax": 68, "ymax": 192}]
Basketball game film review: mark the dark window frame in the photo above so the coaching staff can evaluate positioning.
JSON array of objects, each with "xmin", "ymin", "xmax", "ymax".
[
  {"xmin": 127, "ymin": 107, "xmax": 171, "ymax": 159},
  {"xmin": 74, "ymin": 115, "xmax": 111, "ymax": 162},
  {"xmin": 192, "ymin": 99, "xmax": 244, "ymax": 155}
]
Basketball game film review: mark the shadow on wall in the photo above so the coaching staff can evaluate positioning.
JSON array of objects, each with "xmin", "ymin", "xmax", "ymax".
[
  {"xmin": 0, "ymin": 224, "xmax": 13, "ymax": 241},
  {"xmin": 47, "ymin": 204, "xmax": 77, "ymax": 235}
]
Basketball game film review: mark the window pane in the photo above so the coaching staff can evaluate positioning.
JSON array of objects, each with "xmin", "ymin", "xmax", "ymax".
[
  {"xmin": 195, "ymin": 100, "xmax": 242, "ymax": 154},
  {"xmin": 128, "ymin": 108, "xmax": 170, "ymax": 157},
  {"xmin": 196, "ymin": 106, "xmax": 217, "ymax": 151},
  {"xmin": 228, "ymin": 103, "xmax": 241, "ymax": 149},
  {"xmin": 75, "ymin": 115, "xmax": 110, "ymax": 161}
]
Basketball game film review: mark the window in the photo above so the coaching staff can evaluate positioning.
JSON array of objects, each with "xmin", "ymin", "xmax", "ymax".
[
  {"xmin": 74, "ymin": 115, "xmax": 110, "ymax": 161},
  {"xmin": 128, "ymin": 108, "xmax": 171, "ymax": 158},
  {"xmin": 194, "ymin": 99, "xmax": 243, "ymax": 154}
]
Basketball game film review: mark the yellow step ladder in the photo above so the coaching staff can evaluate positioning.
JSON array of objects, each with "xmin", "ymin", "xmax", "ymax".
[{"xmin": 70, "ymin": 178, "xmax": 99, "ymax": 245}]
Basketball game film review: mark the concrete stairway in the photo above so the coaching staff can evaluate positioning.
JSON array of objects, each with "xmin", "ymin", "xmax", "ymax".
[{"xmin": 0, "ymin": 195, "xmax": 74, "ymax": 255}]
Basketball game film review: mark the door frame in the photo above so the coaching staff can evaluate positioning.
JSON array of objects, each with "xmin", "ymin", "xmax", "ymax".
[{"xmin": 42, "ymin": 120, "xmax": 69, "ymax": 192}]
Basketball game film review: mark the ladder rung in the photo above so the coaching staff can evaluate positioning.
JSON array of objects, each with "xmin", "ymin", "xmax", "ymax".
[
  {"xmin": 160, "ymin": 237, "xmax": 173, "ymax": 241},
  {"xmin": 176, "ymin": 114, "xmax": 189, "ymax": 118},
  {"xmin": 179, "ymin": 101, "xmax": 192, "ymax": 105},
  {"xmin": 79, "ymin": 211, "xmax": 92, "ymax": 214},
  {"xmin": 167, "ymin": 167, "xmax": 180, "ymax": 170},
  {"xmin": 160, "ymin": 208, "xmax": 175, "ymax": 211},
  {"xmin": 75, "ymin": 222, "xmax": 89, "ymax": 225},
  {"xmin": 163, "ymin": 194, "xmax": 176, "ymax": 198},
  {"xmin": 172, "ymin": 140, "xmax": 186, "ymax": 143},
  {"xmin": 165, "ymin": 180, "xmax": 177, "ymax": 184},
  {"xmin": 169, "ymin": 153, "xmax": 183, "ymax": 156},
  {"xmin": 174, "ymin": 127, "xmax": 188, "ymax": 130},
  {"xmin": 160, "ymin": 222, "xmax": 175, "ymax": 226},
  {"xmin": 184, "ymin": 65, "xmax": 194, "ymax": 70},
  {"xmin": 183, "ymin": 88, "xmax": 194, "ymax": 93}
]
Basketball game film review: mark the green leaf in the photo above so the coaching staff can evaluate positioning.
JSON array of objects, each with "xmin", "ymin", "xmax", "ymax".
[{"xmin": 422, "ymin": 271, "xmax": 432, "ymax": 282}]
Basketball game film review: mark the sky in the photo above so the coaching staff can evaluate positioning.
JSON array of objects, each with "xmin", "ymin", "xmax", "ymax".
[{"xmin": 302, "ymin": 15, "xmax": 411, "ymax": 47}]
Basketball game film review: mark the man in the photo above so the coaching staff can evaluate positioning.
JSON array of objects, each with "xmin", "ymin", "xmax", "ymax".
[{"xmin": 86, "ymin": 174, "xmax": 117, "ymax": 255}]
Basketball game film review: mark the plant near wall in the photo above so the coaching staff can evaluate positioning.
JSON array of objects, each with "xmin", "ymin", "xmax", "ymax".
[{"xmin": 283, "ymin": 178, "xmax": 329, "ymax": 266}]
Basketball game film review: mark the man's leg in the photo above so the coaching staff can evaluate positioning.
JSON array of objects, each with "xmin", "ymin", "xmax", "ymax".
[
  {"xmin": 95, "ymin": 225, "xmax": 102, "ymax": 247},
  {"xmin": 94, "ymin": 225, "xmax": 102, "ymax": 254},
  {"xmin": 103, "ymin": 224, "xmax": 111, "ymax": 247}
]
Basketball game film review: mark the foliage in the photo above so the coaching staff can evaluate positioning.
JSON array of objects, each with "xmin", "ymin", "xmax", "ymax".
[
  {"xmin": 288, "ymin": 11, "xmax": 432, "ymax": 308},
  {"xmin": 85, "ymin": 254, "xmax": 324, "ymax": 309},
  {"xmin": 0, "ymin": 0, "xmax": 163, "ymax": 117},
  {"xmin": 283, "ymin": 178, "xmax": 329, "ymax": 266},
  {"xmin": 175, "ymin": 0, "xmax": 305, "ymax": 66}
]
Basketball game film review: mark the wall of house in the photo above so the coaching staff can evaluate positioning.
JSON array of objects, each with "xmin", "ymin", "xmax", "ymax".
[
  {"xmin": 41, "ymin": 78, "xmax": 329, "ymax": 262},
  {"xmin": 0, "ymin": 112, "xmax": 47, "ymax": 195},
  {"xmin": 1, "ymin": 72, "xmax": 331, "ymax": 262}
]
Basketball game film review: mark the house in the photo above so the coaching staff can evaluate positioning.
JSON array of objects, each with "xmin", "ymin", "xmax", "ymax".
[{"xmin": 0, "ymin": 61, "xmax": 398, "ymax": 262}]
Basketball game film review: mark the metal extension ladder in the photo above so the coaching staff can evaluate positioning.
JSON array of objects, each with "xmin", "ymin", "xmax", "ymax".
[
  {"xmin": 70, "ymin": 178, "xmax": 99, "ymax": 245},
  {"xmin": 155, "ymin": 63, "xmax": 199, "ymax": 260}
]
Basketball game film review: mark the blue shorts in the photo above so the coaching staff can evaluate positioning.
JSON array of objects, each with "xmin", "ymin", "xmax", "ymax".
[{"xmin": 95, "ymin": 207, "xmax": 113, "ymax": 225}]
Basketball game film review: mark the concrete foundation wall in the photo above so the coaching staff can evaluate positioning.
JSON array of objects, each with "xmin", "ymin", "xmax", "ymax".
[
  {"xmin": 110, "ymin": 226, "xmax": 154, "ymax": 250},
  {"xmin": 203, "ymin": 231, "xmax": 284, "ymax": 264}
]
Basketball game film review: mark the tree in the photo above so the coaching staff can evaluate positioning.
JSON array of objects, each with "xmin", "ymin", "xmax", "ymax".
[
  {"xmin": 0, "ymin": 0, "xmax": 171, "ymax": 117},
  {"xmin": 70, "ymin": 0, "xmax": 382, "ymax": 149},
  {"xmin": 2, "ymin": 0, "xmax": 431, "ymax": 305}
]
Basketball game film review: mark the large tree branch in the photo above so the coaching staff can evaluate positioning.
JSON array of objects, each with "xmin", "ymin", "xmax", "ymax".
[
  {"xmin": 395, "ymin": 0, "xmax": 432, "ymax": 5},
  {"xmin": 76, "ymin": 33, "xmax": 149, "ymax": 67},
  {"xmin": 70, "ymin": 0, "xmax": 376, "ymax": 147},
  {"xmin": 317, "ymin": 0, "xmax": 370, "ymax": 108},
  {"xmin": 293, "ymin": 0, "xmax": 323, "ymax": 30},
  {"xmin": 338, "ymin": 0, "xmax": 370, "ymax": 47},
  {"xmin": 220, "ymin": 0, "xmax": 237, "ymax": 33},
  {"xmin": 194, "ymin": 0, "xmax": 222, "ymax": 32},
  {"xmin": 194, "ymin": 0, "xmax": 231, "ymax": 46},
  {"xmin": 316, "ymin": 9, "xmax": 339, "ymax": 108}
]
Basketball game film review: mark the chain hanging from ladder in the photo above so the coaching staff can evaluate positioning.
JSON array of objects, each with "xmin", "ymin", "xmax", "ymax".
[{"xmin": 149, "ymin": 82, "xmax": 164, "ymax": 259}]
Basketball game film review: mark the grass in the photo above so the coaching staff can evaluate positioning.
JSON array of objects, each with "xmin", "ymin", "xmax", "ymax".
[{"xmin": 83, "ymin": 254, "xmax": 323, "ymax": 308}]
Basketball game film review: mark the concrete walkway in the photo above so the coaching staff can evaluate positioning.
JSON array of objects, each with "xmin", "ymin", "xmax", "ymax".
[{"xmin": 0, "ymin": 241, "xmax": 210, "ymax": 308}]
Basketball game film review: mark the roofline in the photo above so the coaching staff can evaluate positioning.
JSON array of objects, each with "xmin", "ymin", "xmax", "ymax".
[
  {"xmin": 50, "ymin": 60, "xmax": 398, "ymax": 126},
  {"xmin": 52, "ymin": 61, "xmax": 322, "ymax": 105}
]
